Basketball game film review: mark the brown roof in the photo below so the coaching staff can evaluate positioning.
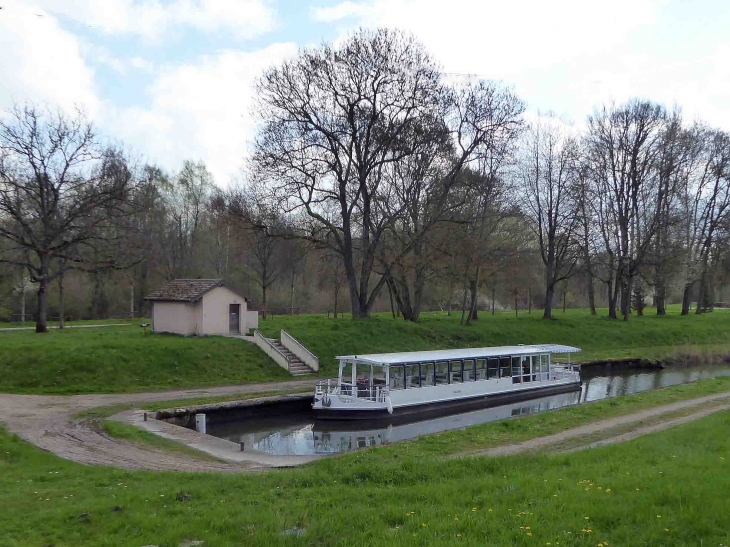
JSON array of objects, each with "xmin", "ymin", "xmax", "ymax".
[{"xmin": 144, "ymin": 279, "xmax": 236, "ymax": 302}]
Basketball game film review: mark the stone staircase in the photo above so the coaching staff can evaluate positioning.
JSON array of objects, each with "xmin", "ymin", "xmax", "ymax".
[{"xmin": 267, "ymin": 338, "xmax": 313, "ymax": 376}]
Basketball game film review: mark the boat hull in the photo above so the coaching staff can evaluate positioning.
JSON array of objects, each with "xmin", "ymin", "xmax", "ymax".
[{"xmin": 314, "ymin": 381, "xmax": 581, "ymax": 421}]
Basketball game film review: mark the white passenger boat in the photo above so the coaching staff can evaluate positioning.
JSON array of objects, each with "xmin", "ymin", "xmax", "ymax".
[{"xmin": 313, "ymin": 344, "xmax": 581, "ymax": 419}]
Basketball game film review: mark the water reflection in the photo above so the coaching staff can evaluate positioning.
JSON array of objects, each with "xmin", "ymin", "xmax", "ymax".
[{"xmin": 204, "ymin": 364, "xmax": 730, "ymax": 456}]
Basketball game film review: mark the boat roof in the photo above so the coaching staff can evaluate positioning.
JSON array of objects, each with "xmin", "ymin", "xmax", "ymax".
[{"xmin": 336, "ymin": 344, "xmax": 581, "ymax": 365}]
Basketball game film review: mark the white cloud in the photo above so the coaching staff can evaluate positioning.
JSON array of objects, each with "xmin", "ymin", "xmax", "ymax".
[
  {"xmin": 33, "ymin": 0, "xmax": 276, "ymax": 42},
  {"xmin": 107, "ymin": 43, "xmax": 298, "ymax": 185},
  {"xmin": 0, "ymin": 0, "xmax": 99, "ymax": 115},
  {"xmin": 307, "ymin": 0, "xmax": 730, "ymax": 128},
  {"xmin": 311, "ymin": 1, "xmax": 366, "ymax": 22},
  {"xmin": 84, "ymin": 43, "xmax": 156, "ymax": 76}
]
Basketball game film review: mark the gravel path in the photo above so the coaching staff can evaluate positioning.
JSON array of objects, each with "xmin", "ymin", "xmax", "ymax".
[
  {"xmin": 0, "ymin": 379, "xmax": 313, "ymax": 473},
  {"xmin": 456, "ymin": 391, "xmax": 730, "ymax": 458},
  {"xmin": 1, "ymin": 384, "xmax": 727, "ymax": 472}
]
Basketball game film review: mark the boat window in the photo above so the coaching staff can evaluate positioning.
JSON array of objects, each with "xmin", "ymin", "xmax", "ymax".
[
  {"xmin": 406, "ymin": 364, "xmax": 420, "ymax": 388},
  {"xmin": 476, "ymin": 359, "xmax": 488, "ymax": 380},
  {"xmin": 531, "ymin": 355, "xmax": 539, "ymax": 381},
  {"xmin": 512, "ymin": 356, "xmax": 521, "ymax": 384},
  {"xmin": 450, "ymin": 360, "xmax": 463, "ymax": 383},
  {"xmin": 487, "ymin": 358, "xmax": 499, "ymax": 379},
  {"xmin": 463, "ymin": 359, "xmax": 475, "ymax": 381},
  {"xmin": 389, "ymin": 365, "xmax": 404, "ymax": 390},
  {"xmin": 420, "ymin": 363, "xmax": 435, "ymax": 387},
  {"xmin": 500, "ymin": 356, "xmax": 511, "ymax": 378},
  {"xmin": 340, "ymin": 362, "xmax": 353, "ymax": 385},
  {"xmin": 522, "ymin": 356, "xmax": 531, "ymax": 382},
  {"xmin": 540, "ymin": 354, "xmax": 550, "ymax": 378},
  {"xmin": 373, "ymin": 366, "xmax": 386, "ymax": 387},
  {"xmin": 435, "ymin": 361, "xmax": 449, "ymax": 385}
]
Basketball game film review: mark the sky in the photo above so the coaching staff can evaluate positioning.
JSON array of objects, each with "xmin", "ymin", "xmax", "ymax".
[{"xmin": 1, "ymin": 0, "xmax": 729, "ymax": 185}]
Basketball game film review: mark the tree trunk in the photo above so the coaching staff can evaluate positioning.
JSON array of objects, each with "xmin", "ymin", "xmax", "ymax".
[
  {"xmin": 130, "ymin": 280, "xmax": 135, "ymax": 318},
  {"xmin": 35, "ymin": 255, "xmax": 49, "ymax": 333},
  {"xmin": 387, "ymin": 278, "xmax": 396, "ymax": 319},
  {"xmin": 587, "ymin": 277, "xmax": 596, "ymax": 315},
  {"xmin": 459, "ymin": 283, "xmax": 469, "ymax": 325},
  {"xmin": 621, "ymin": 277, "xmax": 632, "ymax": 321},
  {"xmin": 491, "ymin": 286, "xmax": 496, "ymax": 315},
  {"xmin": 607, "ymin": 278, "xmax": 618, "ymax": 319},
  {"xmin": 543, "ymin": 285, "xmax": 554, "ymax": 319},
  {"xmin": 655, "ymin": 282, "xmax": 666, "ymax": 316},
  {"xmin": 333, "ymin": 284, "xmax": 339, "ymax": 319},
  {"xmin": 528, "ymin": 289, "xmax": 531, "ymax": 314},
  {"xmin": 58, "ymin": 271, "xmax": 65, "ymax": 329},
  {"xmin": 20, "ymin": 278, "xmax": 26, "ymax": 323},
  {"xmin": 290, "ymin": 270, "xmax": 295, "ymax": 315},
  {"xmin": 262, "ymin": 285, "xmax": 268, "ymax": 319},
  {"xmin": 681, "ymin": 283, "xmax": 691, "ymax": 315},
  {"xmin": 562, "ymin": 285, "xmax": 567, "ymax": 313},
  {"xmin": 466, "ymin": 275, "xmax": 478, "ymax": 326},
  {"xmin": 695, "ymin": 268, "xmax": 707, "ymax": 315}
]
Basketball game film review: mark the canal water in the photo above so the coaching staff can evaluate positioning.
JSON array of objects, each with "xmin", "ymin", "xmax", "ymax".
[{"xmin": 201, "ymin": 364, "xmax": 730, "ymax": 456}]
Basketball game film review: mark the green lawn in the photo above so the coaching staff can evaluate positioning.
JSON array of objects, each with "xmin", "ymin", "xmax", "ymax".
[
  {"xmin": 0, "ymin": 327, "xmax": 290, "ymax": 393},
  {"xmin": 2, "ymin": 386, "xmax": 729, "ymax": 545},
  {"xmin": 259, "ymin": 306, "xmax": 730, "ymax": 376},
  {"xmin": 1, "ymin": 306, "xmax": 729, "ymax": 394}
]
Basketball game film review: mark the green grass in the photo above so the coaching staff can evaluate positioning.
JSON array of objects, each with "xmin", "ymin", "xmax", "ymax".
[
  {"xmin": 2, "ymin": 393, "xmax": 730, "ymax": 545},
  {"xmin": 0, "ymin": 327, "xmax": 290, "ymax": 393},
  {"xmin": 1, "ymin": 306, "xmax": 729, "ymax": 394},
  {"xmin": 99, "ymin": 420, "xmax": 223, "ymax": 463},
  {"xmin": 259, "ymin": 306, "xmax": 730, "ymax": 375},
  {"xmin": 0, "ymin": 318, "xmax": 140, "ymax": 329}
]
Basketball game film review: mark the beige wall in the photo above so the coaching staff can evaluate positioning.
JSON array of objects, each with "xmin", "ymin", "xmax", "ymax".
[
  {"xmin": 152, "ymin": 301, "xmax": 202, "ymax": 335},
  {"xmin": 151, "ymin": 286, "xmax": 253, "ymax": 336},
  {"xmin": 201, "ymin": 286, "xmax": 251, "ymax": 335}
]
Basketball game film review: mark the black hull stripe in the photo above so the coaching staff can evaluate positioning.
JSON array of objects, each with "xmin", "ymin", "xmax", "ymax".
[{"xmin": 314, "ymin": 382, "xmax": 581, "ymax": 421}]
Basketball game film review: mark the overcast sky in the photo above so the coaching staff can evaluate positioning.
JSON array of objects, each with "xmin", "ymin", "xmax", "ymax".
[{"xmin": 2, "ymin": 0, "xmax": 729, "ymax": 185}]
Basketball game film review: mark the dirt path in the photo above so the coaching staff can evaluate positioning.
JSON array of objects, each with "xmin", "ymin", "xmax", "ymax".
[
  {"xmin": 0, "ymin": 379, "xmax": 313, "ymax": 473},
  {"xmin": 455, "ymin": 391, "xmax": 730, "ymax": 459},
  {"xmin": 0, "ymin": 323, "xmax": 132, "ymax": 331},
  {"xmin": 1, "ymin": 384, "xmax": 728, "ymax": 472}
]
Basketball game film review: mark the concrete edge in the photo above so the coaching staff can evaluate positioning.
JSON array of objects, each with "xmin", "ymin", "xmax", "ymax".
[
  {"xmin": 154, "ymin": 393, "xmax": 314, "ymax": 419},
  {"xmin": 109, "ymin": 409, "xmax": 325, "ymax": 468}
]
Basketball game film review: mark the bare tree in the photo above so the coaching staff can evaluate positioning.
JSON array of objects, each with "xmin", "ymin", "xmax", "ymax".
[
  {"xmin": 679, "ymin": 127, "xmax": 730, "ymax": 313},
  {"xmin": 585, "ymin": 100, "xmax": 667, "ymax": 320},
  {"xmin": 0, "ymin": 105, "xmax": 133, "ymax": 332},
  {"xmin": 519, "ymin": 116, "xmax": 580, "ymax": 319},
  {"xmin": 252, "ymin": 29, "xmax": 449, "ymax": 318}
]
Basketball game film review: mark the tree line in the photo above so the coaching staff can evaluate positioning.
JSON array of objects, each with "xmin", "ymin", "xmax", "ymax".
[{"xmin": 1, "ymin": 29, "xmax": 729, "ymax": 332}]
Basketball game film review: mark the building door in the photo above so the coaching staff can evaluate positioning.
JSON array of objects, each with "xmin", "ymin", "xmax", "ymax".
[{"xmin": 229, "ymin": 304, "xmax": 240, "ymax": 334}]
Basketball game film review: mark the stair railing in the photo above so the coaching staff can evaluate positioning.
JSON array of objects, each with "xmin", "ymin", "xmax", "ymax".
[
  {"xmin": 253, "ymin": 329, "xmax": 290, "ymax": 373},
  {"xmin": 280, "ymin": 329, "xmax": 319, "ymax": 372}
]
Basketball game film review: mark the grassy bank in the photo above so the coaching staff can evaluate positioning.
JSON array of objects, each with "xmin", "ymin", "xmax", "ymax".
[
  {"xmin": 260, "ymin": 306, "xmax": 730, "ymax": 375},
  {"xmin": 1, "ymin": 306, "xmax": 729, "ymax": 393},
  {"xmin": 2, "ymin": 391, "xmax": 729, "ymax": 545},
  {"xmin": 0, "ymin": 327, "xmax": 290, "ymax": 393}
]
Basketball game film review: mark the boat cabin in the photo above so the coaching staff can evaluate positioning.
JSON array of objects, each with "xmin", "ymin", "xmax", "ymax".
[{"xmin": 333, "ymin": 344, "xmax": 580, "ymax": 402}]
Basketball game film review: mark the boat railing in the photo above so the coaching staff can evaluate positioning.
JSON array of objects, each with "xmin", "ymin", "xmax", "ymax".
[
  {"xmin": 315, "ymin": 379, "xmax": 389, "ymax": 402},
  {"xmin": 550, "ymin": 364, "xmax": 581, "ymax": 381}
]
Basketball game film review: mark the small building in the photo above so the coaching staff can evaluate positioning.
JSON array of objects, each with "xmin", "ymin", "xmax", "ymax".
[{"xmin": 144, "ymin": 279, "xmax": 258, "ymax": 336}]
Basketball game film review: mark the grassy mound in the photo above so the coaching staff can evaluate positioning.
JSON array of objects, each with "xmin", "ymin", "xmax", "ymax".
[{"xmin": 0, "ymin": 326, "xmax": 289, "ymax": 393}]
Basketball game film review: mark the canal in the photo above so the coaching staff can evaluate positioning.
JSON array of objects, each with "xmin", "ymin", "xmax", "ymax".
[{"xmin": 195, "ymin": 364, "xmax": 730, "ymax": 456}]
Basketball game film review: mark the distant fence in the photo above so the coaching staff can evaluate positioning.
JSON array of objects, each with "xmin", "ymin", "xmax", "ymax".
[{"xmin": 257, "ymin": 308, "xmax": 301, "ymax": 319}]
